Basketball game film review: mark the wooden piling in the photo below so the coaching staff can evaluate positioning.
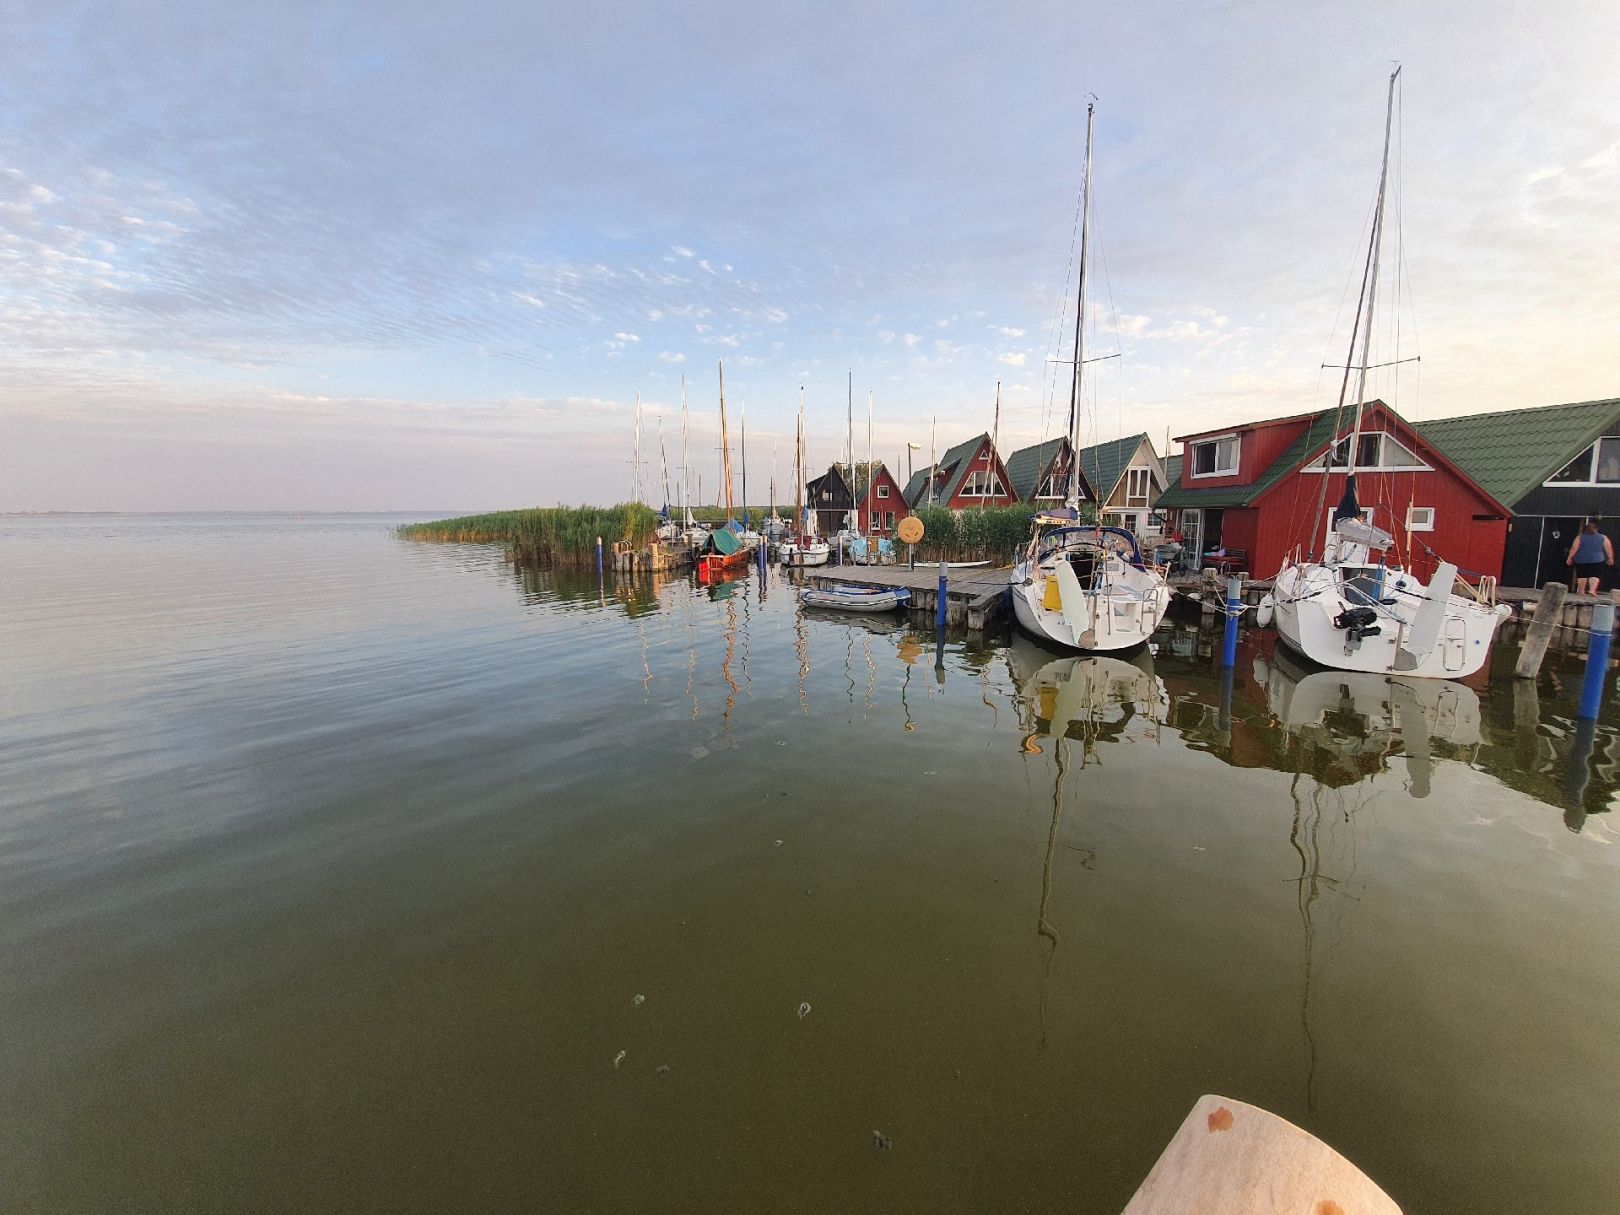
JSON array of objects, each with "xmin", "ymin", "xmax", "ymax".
[{"xmin": 1514, "ymin": 580, "xmax": 1568, "ymax": 679}]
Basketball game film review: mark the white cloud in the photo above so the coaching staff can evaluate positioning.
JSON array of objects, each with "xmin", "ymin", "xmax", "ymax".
[
  {"xmin": 614, "ymin": 331, "xmax": 640, "ymax": 342},
  {"xmin": 996, "ymin": 351, "xmax": 1027, "ymax": 367},
  {"xmin": 512, "ymin": 292, "xmax": 546, "ymax": 309},
  {"xmin": 670, "ymin": 246, "xmax": 694, "ymax": 258},
  {"xmin": 762, "ymin": 307, "xmax": 788, "ymax": 323},
  {"xmin": 994, "ymin": 325, "xmax": 1025, "ymax": 338},
  {"xmin": 658, "ymin": 351, "xmax": 686, "ymax": 363},
  {"xmin": 903, "ymin": 333, "xmax": 921, "ymax": 347},
  {"xmin": 876, "ymin": 329, "xmax": 895, "ymax": 344}
]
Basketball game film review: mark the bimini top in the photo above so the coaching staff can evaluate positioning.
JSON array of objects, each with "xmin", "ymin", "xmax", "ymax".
[{"xmin": 1037, "ymin": 523, "xmax": 1145, "ymax": 567}]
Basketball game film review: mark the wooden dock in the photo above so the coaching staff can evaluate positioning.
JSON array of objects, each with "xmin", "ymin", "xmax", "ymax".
[{"xmin": 803, "ymin": 564, "xmax": 1011, "ymax": 631}]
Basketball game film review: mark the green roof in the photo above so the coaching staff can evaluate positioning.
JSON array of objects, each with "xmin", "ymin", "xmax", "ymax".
[
  {"xmin": 1415, "ymin": 398, "xmax": 1620, "ymax": 507},
  {"xmin": 1005, "ymin": 437, "xmax": 1064, "ymax": 500},
  {"xmin": 1079, "ymin": 433, "xmax": 1148, "ymax": 500},
  {"xmin": 905, "ymin": 433, "xmax": 989, "ymax": 506},
  {"xmin": 1163, "ymin": 453, "xmax": 1183, "ymax": 487}
]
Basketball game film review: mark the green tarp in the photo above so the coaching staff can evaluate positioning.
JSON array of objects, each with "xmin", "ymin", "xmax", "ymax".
[{"xmin": 704, "ymin": 527, "xmax": 741, "ymax": 556}]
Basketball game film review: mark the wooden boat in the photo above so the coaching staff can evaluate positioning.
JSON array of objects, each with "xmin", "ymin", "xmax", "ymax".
[
  {"xmin": 1122, "ymin": 1094, "xmax": 1399, "ymax": 1214},
  {"xmin": 799, "ymin": 584, "xmax": 911, "ymax": 612},
  {"xmin": 696, "ymin": 527, "xmax": 750, "ymax": 581}
]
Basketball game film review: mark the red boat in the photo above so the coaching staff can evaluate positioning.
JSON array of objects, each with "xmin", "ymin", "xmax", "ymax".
[{"xmin": 696, "ymin": 527, "xmax": 751, "ymax": 582}]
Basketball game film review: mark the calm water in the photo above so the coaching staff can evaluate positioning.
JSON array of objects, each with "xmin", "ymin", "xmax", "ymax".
[{"xmin": 2, "ymin": 514, "xmax": 1617, "ymax": 1214}]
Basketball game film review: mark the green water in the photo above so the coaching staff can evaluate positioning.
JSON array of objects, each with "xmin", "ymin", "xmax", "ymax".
[{"xmin": 2, "ymin": 514, "xmax": 1616, "ymax": 1213}]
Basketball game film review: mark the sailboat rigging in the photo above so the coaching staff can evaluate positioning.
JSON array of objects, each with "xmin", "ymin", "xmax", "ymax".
[
  {"xmin": 1009, "ymin": 99, "xmax": 1172, "ymax": 652},
  {"xmin": 1270, "ymin": 67, "xmax": 1509, "ymax": 678}
]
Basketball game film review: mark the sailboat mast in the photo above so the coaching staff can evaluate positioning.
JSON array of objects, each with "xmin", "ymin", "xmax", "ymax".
[
  {"xmin": 633, "ymin": 392, "xmax": 643, "ymax": 503},
  {"xmin": 741, "ymin": 398, "xmax": 749, "ymax": 532},
  {"xmin": 1067, "ymin": 101, "xmax": 1094, "ymax": 511},
  {"xmin": 717, "ymin": 360, "xmax": 734, "ymax": 522},
  {"xmin": 866, "ymin": 389, "xmax": 874, "ymax": 537},
  {"xmin": 1346, "ymin": 66, "xmax": 1402, "ymax": 469},
  {"xmin": 680, "ymin": 373, "xmax": 690, "ymax": 514},
  {"xmin": 658, "ymin": 415, "xmax": 671, "ymax": 514},
  {"xmin": 992, "ymin": 380, "xmax": 1001, "ymax": 478},
  {"xmin": 846, "ymin": 371, "xmax": 854, "ymax": 532},
  {"xmin": 796, "ymin": 387, "xmax": 805, "ymax": 531}
]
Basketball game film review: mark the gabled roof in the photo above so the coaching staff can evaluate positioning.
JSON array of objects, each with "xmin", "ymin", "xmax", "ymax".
[
  {"xmin": 905, "ymin": 433, "xmax": 991, "ymax": 506},
  {"xmin": 1415, "ymin": 398, "xmax": 1620, "ymax": 507},
  {"xmin": 827, "ymin": 461, "xmax": 891, "ymax": 502},
  {"xmin": 1156, "ymin": 400, "xmax": 1510, "ymax": 513},
  {"xmin": 1080, "ymin": 433, "xmax": 1150, "ymax": 499},
  {"xmin": 1163, "ymin": 453, "xmax": 1183, "ymax": 488},
  {"xmin": 1005, "ymin": 437, "xmax": 1067, "ymax": 500}
]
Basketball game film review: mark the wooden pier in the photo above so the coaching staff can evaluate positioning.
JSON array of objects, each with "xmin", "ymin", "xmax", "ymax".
[{"xmin": 803, "ymin": 564, "xmax": 1012, "ymax": 632}]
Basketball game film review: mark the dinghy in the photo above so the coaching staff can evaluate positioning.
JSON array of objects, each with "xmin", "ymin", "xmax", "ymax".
[{"xmin": 799, "ymin": 584, "xmax": 911, "ymax": 613}]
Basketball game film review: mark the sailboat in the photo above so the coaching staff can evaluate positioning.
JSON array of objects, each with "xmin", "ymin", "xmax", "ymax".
[
  {"xmin": 1009, "ymin": 101, "xmax": 1172, "ymax": 652},
  {"xmin": 1270, "ymin": 68, "xmax": 1509, "ymax": 677},
  {"xmin": 780, "ymin": 387, "xmax": 831, "ymax": 567},
  {"xmin": 697, "ymin": 360, "xmax": 752, "ymax": 582}
]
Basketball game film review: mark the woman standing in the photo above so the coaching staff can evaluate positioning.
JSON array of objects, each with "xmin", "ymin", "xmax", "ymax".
[{"xmin": 1566, "ymin": 521, "xmax": 1614, "ymax": 595}]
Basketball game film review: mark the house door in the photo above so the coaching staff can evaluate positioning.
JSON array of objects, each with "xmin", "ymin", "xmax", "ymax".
[
  {"xmin": 1180, "ymin": 510, "xmax": 1202, "ymax": 570},
  {"xmin": 1201, "ymin": 509, "xmax": 1224, "ymax": 562},
  {"xmin": 1538, "ymin": 517, "xmax": 1583, "ymax": 588}
]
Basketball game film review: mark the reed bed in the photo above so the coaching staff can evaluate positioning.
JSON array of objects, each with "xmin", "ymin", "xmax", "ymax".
[
  {"xmin": 909, "ymin": 505, "xmax": 1041, "ymax": 565},
  {"xmin": 399, "ymin": 504, "xmax": 661, "ymax": 567}
]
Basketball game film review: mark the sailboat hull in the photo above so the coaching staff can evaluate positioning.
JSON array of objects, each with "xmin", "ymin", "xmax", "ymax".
[
  {"xmin": 1010, "ymin": 557, "xmax": 1172, "ymax": 652},
  {"xmin": 780, "ymin": 540, "xmax": 831, "ymax": 567},
  {"xmin": 1272, "ymin": 560, "xmax": 1508, "ymax": 678}
]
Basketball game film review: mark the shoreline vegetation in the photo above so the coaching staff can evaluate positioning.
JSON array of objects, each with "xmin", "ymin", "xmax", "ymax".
[
  {"xmin": 398, "ymin": 502, "xmax": 1081, "ymax": 567},
  {"xmin": 398, "ymin": 505, "xmax": 661, "ymax": 567}
]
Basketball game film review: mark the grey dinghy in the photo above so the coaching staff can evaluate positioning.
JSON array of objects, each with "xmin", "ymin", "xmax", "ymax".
[{"xmin": 799, "ymin": 584, "xmax": 912, "ymax": 612}]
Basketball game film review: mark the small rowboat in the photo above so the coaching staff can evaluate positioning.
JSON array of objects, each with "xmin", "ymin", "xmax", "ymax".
[{"xmin": 799, "ymin": 584, "xmax": 912, "ymax": 612}]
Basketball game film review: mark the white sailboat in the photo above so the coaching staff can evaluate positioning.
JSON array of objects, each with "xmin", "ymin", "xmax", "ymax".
[
  {"xmin": 1010, "ymin": 101, "xmax": 1172, "ymax": 652},
  {"xmin": 1270, "ymin": 68, "xmax": 1508, "ymax": 678}
]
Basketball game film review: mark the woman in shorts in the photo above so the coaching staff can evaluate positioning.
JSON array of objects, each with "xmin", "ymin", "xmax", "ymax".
[{"xmin": 1566, "ymin": 521, "xmax": 1614, "ymax": 595}]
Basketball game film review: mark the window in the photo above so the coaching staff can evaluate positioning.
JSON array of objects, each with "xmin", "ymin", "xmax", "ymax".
[
  {"xmin": 870, "ymin": 512, "xmax": 880, "ymax": 530},
  {"xmin": 1038, "ymin": 467, "xmax": 1073, "ymax": 498},
  {"xmin": 884, "ymin": 512, "xmax": 896, "ymax": 530},
  {"xmin": 876, "ymin": 483, "xmax": 889, "ymax": 498},
  {"xmin": 1125, "ymin": 467, "xmax": 1152, "ymax": 505},
  {"xmin": 1407, "ymin": 506, "xmax": 1435, "ymax": 532},
  {"xmin": 960, "ymin": 470, "xmax": 1005, "ymax": 497},
  {"xmin": 1545, "ymin": 438, "xmax": 1620, "ymax": 486},
  {"xmin": 821, "ymin": 490, "xmax": 831, "ymax": 501},
  {"xmin": 1191, "ymin": 435, "xmax": 1240, "ymax": 477},
  {"xmin": 1309, "ymin": 431, "xmax": 1428, "ymax": 471}
]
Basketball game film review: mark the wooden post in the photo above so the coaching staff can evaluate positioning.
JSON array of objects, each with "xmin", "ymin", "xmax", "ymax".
[{"xmin": 1515, "ymin": 580, "xmax": 1568, "ymax": 679}]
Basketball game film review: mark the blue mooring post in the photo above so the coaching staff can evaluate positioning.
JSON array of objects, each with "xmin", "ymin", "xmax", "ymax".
[
  {"xmin": 596, "ymin": 535, "xmax": 604, "ymax": 578},
  {"xmin": 1578, "ymin": 600, "xmax": 1613, "ymax": 720},
  {"xmin": 1222, "ymin": 575, "xmax": 1240, "ymax": 668},
  {"xmin": 935, "ymin": 560, "xmax": 949, "ymax": 635}
]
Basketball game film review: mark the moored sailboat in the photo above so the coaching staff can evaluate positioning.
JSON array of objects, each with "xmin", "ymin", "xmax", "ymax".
[
  {"xmin": 780, "ymin": 387, "xmax": 831, "ymax": 567},
  {"xmin": 1010, "ymin": 100, "xmax": 1172, "ymax": 652},
  {"xmin": 1270, "ymin": 68, "xmax": 1508, "ymax": 678}
]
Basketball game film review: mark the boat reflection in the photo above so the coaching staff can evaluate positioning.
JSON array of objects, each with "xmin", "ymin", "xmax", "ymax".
[
  {"xmin": 1256, "ymin": 647, "xmax": 1483, "ymax": 799},
  {"xmin": 1006, "ymin": 635, "xmax": 1163, "ymax": 757}
]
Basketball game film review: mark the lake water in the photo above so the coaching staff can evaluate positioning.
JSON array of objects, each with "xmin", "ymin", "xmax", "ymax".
[{"xmin": 2, "ymin": 513, "xmax": 1617, "ymax": 1214}]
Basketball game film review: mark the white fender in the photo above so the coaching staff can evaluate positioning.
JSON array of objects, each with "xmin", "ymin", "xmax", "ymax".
[{"xmin": 1255, "ymin": 593, "xmax": 1275, "ymax": 628}]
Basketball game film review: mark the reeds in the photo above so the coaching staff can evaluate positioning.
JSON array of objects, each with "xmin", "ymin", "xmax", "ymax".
[
  {"xmin": 398, "ymin": 504, "xmax": 661, "ymax": 566},
  {"xmin": 910, "ymin": 505, "xmax": 1040, "ymax": 564}
]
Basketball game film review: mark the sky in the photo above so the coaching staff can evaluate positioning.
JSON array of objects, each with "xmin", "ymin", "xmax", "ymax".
[{"xmin": 3, "ymin": 1, "xmax": 1617, "ymax": 511}]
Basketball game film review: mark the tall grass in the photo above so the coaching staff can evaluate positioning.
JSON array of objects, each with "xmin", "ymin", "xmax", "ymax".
[
  {"xmin": 398, "ymin": 504, "xmax": 661, "ymax": 566},
  {"xmin": 907, "ymin": 505, "xmax": 1036, "ymax": 564}
]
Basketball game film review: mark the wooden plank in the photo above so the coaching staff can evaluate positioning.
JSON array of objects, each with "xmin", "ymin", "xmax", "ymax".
[{"xmin": 1121, "ymin": 1094, "xmax": 1401, "ymax": 1215}]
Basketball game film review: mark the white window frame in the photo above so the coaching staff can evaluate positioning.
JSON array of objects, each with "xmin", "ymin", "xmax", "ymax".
[
  {"xmin": 1190, "ymin": 435, "xmax": 1240, "ymax": 478},
  {"xmin": 1303, "ymin": 431, "xmax": 1433, "ymax": 473},
  {"xmin": 884, "ymin": 511, "xmax": 896, "ymax": 530},
  {"xmin": 959, "ymin": 470, "xmax": 1005, "ymax": 498},
  {"xmin": 1544, "ymin": 437, "xmax": 1620, "ymax": 487},
  {"xmin": 876, "ymin": 483, "xmax": 889, "ymax": 498},
  {"xmin": 1406, "ymin": 506, "xmax": 1436, "ymax": 532},
  {"xmin": 1125, "ymin": 467, "xmax": 1152, "ymax": 505}
]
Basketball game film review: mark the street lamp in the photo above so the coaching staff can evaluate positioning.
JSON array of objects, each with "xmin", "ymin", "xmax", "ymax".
[{"xmin": 907, "ymin": 441, "xmax": 923, "ymax": 487}]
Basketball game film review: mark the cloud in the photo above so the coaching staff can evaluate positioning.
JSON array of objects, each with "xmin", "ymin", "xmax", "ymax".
[
  {"xmin": 670, "ymin": 246, "xmax": 695, "ymax": 258},
  {"xmin": 994, "ymin": 325, "xmax": 1026, "ymax": 337},
  {"xmin": 658, "ymin": 351, "xmax": 686, "ymax": 363},
  {"xmin": 903, "ymin": 333, "xmax": 921, "ymax": 347},
  {"xmin": 996, "ymin": 351, "xmax": 1027, "ymax": 366},
  {"xmin": 614, "ymin": 331, "xmax": 640, "ymax": 342}
]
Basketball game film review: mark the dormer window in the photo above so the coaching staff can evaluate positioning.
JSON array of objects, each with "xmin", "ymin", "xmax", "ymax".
[
  {"xmin": 876, "ymin": 484, "xmax": 890, "ymax": 498},
  {"xmin": 960, "ymin": 470, "xmax": 1005, "ymax": 497},
  {"xmin": 1191, "ymin": 435, "xmax": 1240, "ymax": 477},
  {"xmin": 1125, "ymin": 467, "xmax": 1152, "ymax": 505}
]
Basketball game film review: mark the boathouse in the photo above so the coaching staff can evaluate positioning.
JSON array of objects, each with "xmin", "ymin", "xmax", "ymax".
[
  {"xmin": 1417, "ymin": 397, "xmax": 1620, "ymax": 589},
  {"xmin": 806, "ymin": 461, "xmax": 911, "ymax": 536},
  {"xmin": 1004, "ymin": 437, "xmax": 1098, "ymax": 507},
  {"xmin": 1079, "ymin": 433, "xmax": 1168, "ymax": 533},
  {"xmin": 1155, "ymin": 400, "xmax": 1510, "ymax": 580},
  {"xmin": 901, "ymin": 433, "xmax": 1020, "ymax": 510}
]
